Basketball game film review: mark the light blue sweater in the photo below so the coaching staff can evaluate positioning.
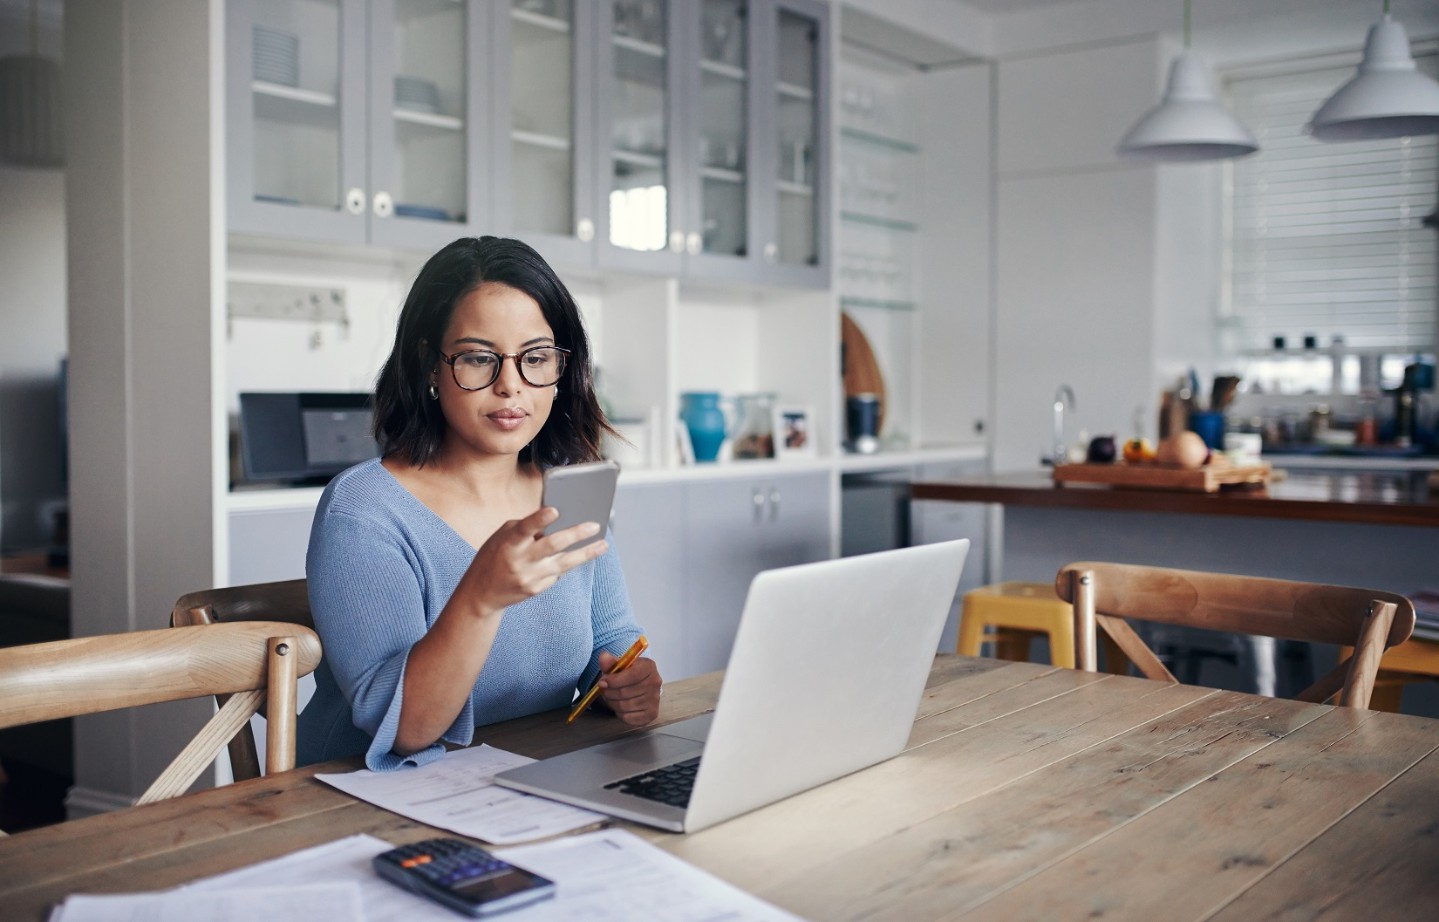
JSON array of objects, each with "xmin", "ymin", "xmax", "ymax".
[{"xmin": 297, "ymin": 458, "xmax": 642, "ymax": 771}]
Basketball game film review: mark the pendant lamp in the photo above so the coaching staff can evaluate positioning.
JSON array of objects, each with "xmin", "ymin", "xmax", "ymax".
[
  {"xmin": 1307, "ymin": 2, "xmax": 1439, "ymax": 141},
  {"xmin": 0, "ymin": 0, "xmax": 63, "ymax": 168},
  {"xmin": 1117, "ymin": 0, "xmax": 1257, "ymax": 162}
]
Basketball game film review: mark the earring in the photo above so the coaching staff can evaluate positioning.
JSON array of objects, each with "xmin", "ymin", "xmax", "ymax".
[
  {"xmin": 427, "ymin": 382, "xmax": 439, "ymax": 400},
  {"xmin": 553, "ymin": 385, "xmax": 560, "ymax": 398}
]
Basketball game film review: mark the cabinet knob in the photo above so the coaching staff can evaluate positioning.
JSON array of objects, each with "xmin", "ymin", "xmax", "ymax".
[
  {"xmin": 669, "ymin": 230, "xmax": 685, "ymax": 254},
  {"xmin": 763, "ymin": 242, "xmax": 778, "ymax": 264},
  {"xmin": 768, "ymin": 489, "xmax": 781, "ymax": 522},
  {"xmin": 345, "ymin": 188, "xmax": 366, "ymax": 215},
  {"xmin": 686, "ymin": 232, "xmax": 702, "ymax": 255},
  {"xmin": 752, "ymin": 488, "xmax": 766, "ymax": 523},
  {"xmin": 372, "ymin": 191, "xmax": 393, "ymax": 218},
  {"xmin": 577, "ymin": 218, "xmax": 595, "ymax": 242}
]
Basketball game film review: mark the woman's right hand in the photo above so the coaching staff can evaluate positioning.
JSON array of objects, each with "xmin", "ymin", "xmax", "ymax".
[{"xmin": 455, "ymin": 506, "xmax": 609, "ymax": 618}]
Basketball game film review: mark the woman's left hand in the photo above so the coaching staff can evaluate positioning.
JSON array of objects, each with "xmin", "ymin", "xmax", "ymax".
[{"xmin": 597, "ymin": 652, "xmax": 662, "ymax": 726}]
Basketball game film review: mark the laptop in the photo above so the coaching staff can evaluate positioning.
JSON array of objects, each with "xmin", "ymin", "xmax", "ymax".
[{"xmin": 493, "ymin": 539, "xmax": 969, "ymax": 833}]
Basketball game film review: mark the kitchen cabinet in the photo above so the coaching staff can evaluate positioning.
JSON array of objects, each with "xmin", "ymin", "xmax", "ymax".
[
  {"xmin": 681, "ymin": 470, "xmax": 829, "ymax": 674},
  {"xmin": 610, "ymin": 480, "xmax": 688, "ymax": 682},
  {"xmin": 555, "ymin": 0, "xmax": 833, "ymax": 284},
  {"xmin": 226, "ymin": 0, "xmax": 490, "ymax": 250}
]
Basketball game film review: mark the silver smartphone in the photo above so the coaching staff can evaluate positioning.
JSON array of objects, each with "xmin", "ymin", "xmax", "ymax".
[{"xmin": 541, "ymin": 460, "xmax": 620, "ymax": 552}]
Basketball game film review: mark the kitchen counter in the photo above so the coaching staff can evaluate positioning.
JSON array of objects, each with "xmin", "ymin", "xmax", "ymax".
[{"xmin": 912, "ymin": 468, "xmax": 1439, "ymax": 528}]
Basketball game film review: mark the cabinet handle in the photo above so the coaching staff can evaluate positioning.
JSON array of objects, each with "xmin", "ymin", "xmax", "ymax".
[
  {"xmin": 576, "ymin": 218, "xmax": 594, "ymax": 242},
  {"xmin": 372, "ymin": 191, "xmax": 393, "ymax": 218},
  {"xmin": 669, "ymin": 230, "xmax": 685, "ymax": 254},
  {"xmin": 768, "ymin": 488, "xmax": 781, "ymax": 523},
  {"xmin": 345, "ymin": 188, "xmax": 366, "ymax": 215},
  {"xmin": 763, "ymin": 242, "xmax": 778, "ymax": 264},
  {"xmin": 752, "ymin": 488, "xmax": 766, "ymax": 524},
  {"xmin": 686, "ymin": 232, "xmax": 702, "ymax": 255}
]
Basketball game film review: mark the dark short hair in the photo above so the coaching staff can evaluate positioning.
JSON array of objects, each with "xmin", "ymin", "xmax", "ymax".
[{"xmin": 373, "ymin": 236, "xmax": 615, "ymax": 468}]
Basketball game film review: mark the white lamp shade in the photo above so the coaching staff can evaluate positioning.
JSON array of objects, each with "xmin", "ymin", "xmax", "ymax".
[
  {"xmin": 1308, "ymin": 16, "xmax": 1439, "ymax": 141},
  {"xmin": 1118, "ymin": 52, "xmax": 1258, "ymax": 161}
]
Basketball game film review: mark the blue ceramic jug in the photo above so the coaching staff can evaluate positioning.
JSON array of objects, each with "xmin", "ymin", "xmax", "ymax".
[{"xmin": 680, "ymin": 391, "xmax": 728, "ymax": 463}]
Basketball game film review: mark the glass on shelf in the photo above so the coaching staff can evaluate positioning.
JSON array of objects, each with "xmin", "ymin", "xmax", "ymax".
[
  {"xmin": 512, "ymin": 0, "xmax": 576, "ymax": 238},
  {"xmin": 251, "ymin": 0, "xmax": 343, "ymax": 210},
  {"xmin": 701, "ymin": 0, "xmax": 746, "ymax": 68}
]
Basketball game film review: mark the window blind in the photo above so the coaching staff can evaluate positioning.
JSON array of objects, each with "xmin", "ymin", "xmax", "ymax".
[{"xmin": 1226, "ymin": 52, "xmax": 1438, "ymax": 353}]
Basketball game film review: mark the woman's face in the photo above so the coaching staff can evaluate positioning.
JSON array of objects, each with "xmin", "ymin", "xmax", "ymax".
[{"xmin": 432, "ymin": 281, "xmax": 558, "ymax": 462}]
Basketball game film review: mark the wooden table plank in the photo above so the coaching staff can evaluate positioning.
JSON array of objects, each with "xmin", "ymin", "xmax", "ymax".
[
  {"xmin": 964, "ymin": 707, "xmax": 1439, "ymax": 921},
  {"xmin": 655, "ymin": 668, "xmax": 1213, "ymax": 900},
  {"xmin": 1205, "ymin": 721, "xmax": 1439, "ymax": 921},
  {"xmin": 760, "ymin": 692, "xmax": 1327, "ymax": 921}
]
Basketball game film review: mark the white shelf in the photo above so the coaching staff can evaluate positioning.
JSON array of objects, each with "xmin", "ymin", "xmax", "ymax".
[
  {"xmin": 513, "ymin": 129, "xmax": 571, "ymax": 151},
  {"xmin": 700, "ymin": 165, "xmax": 744, "ymax": 184},
  {"xmin": 701, "ymin": 59, "xmax": 746, "ymax": 81},
  {"xmin": 613, "ymin": 147, "xmax": 665, "ymax": 169},
  {"xmin": 512, "ymin": 7, "xmax": 570, "ymax": 33},
  {"xmin": 777, "ymin": 81, "xmax": 814, "ymax": 102},
  {"xmin": 393, "ymin": 108, "xmax": 463, "ymax": 131},
  {"xmin": 614, "ymin": 33, "xmax": 665, "ymax": 58},
  {"xmin": 253, "ymin": 81, "xmax": 337, "ymax": 109},
  {"xmin": 777, "ymin": 180, "xmax": 813, "ymax": 197}
]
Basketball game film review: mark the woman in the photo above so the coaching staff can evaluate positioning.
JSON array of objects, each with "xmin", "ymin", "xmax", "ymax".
[{"xmin": 298, "ymin": 236, "xmax": 662, "ymax": 770}]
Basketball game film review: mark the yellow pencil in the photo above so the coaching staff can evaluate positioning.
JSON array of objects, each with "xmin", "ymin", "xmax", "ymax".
[{"xmin": 567, "ymin": 635, "xmax": 648, "ymax": 724}]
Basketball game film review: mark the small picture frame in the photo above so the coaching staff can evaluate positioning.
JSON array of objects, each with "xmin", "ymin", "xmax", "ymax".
[{"xmin": 772, "ymin": 405, "xmax": 816, "ymax": 459}]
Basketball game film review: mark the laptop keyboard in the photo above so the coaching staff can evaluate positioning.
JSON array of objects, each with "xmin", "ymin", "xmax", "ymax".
[{"xmin": 603, "ymin": 756, "xmax": 702, "ymax": 808}]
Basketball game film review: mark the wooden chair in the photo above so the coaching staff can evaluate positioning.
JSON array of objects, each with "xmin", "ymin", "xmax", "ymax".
[
  {"xmin": 0, "ymin": 621, "xmax": 322, "ymax": 830},
  {"xmin": 170, "ymin": 579, "xmax": 313, "ymax": 782},
  {"xmin": 1055, "ymin": 562, "xmax": 1416, "ymax": 709}
]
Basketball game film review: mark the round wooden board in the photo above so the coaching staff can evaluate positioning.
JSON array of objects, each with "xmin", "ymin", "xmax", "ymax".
[{"xmin": 841, "ymin": 312, "xmax": 887, "ymax": 431}]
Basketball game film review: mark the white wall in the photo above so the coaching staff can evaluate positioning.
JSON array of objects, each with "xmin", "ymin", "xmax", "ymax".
[{"xmin": 991, "ymin": 37, "xmax": 1165, "ymax": 470}]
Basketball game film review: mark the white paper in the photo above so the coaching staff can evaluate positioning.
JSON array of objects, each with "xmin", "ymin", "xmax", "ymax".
[
  {"xmin": 51, "ymin": 883, "xmax": 361, "ymax": 922},
  {"xmin": 495, "ymin": 829, "xmax": 805, "ymax": 922},
  {"xmin": 315, "ymin": 744, "xmax": 606, "ymax": 845},
  {"xmin": 184, "ymin": 834, "xmax": 454, "ymax": 921}
]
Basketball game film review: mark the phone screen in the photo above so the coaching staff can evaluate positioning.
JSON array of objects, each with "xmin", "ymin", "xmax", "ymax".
[{"xmin": 541, "ymin": 460, "xmax": 620, "ymax": 552}]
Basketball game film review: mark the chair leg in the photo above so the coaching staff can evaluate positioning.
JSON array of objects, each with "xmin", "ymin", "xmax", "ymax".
[{"xmin": 957, "ymin": 606, "xmax": 986, "ymax": 656}]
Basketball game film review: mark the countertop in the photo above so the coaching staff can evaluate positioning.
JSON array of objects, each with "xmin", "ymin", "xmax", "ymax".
[{"xmin": 912, "ymin": 468, "xmax": 1439, "ymax": 528}]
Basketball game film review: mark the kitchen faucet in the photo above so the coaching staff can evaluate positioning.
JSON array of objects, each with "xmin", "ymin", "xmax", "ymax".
[{"xmin": 1052, "ymin": 385, "xmax": 1075, "ymax": 465}]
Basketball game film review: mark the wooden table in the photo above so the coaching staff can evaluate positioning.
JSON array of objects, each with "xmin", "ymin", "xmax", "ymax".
[{"xmin": 3, "ymin": 657, "xmax": 1438, "ymax": 920}]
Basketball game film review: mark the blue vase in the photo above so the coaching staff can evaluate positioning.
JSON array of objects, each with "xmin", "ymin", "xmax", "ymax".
[{"xmin": 680, "ymin": 392, "xmax": 728, "ymax": 463}]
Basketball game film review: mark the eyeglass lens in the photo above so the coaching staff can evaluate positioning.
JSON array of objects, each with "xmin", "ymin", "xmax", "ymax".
[{"xmin": 449, "ymin": 346, "xmax": 567, "ymax": 390}]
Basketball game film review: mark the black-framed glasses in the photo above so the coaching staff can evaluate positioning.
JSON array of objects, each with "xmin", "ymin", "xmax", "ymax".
[{"xmin": 441, "ymin": 345, "xmax": 570, "ymax": 391}]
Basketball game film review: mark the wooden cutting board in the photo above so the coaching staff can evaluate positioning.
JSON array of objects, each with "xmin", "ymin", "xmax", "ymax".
[
  {"xmin": 841, "ymin": 312, "xmax": 886, "ymax": 431},
  {"xmin": 1053, "ymin": 462, "xmax": 1273, "ymax": 492}
]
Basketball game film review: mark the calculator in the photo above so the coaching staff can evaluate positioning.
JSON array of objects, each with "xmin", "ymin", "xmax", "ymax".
[{"xmin": 372, "ymin": 837, "xmax": 556, "ymax": 917}]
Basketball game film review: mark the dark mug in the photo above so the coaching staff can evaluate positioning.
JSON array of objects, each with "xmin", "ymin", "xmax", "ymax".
[{"xmin": 846, "ymin": 394, "xmax": 880, "ymax": 454}]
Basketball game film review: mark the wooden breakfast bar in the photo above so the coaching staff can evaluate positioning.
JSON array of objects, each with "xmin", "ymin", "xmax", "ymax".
[
  {"xmin": 2, "ymin": 657, "xmax": 1438, "ymax": 921},
  {"xmin": 913, "ymin": 469, "xmax": 1439, "ymax": 710}
]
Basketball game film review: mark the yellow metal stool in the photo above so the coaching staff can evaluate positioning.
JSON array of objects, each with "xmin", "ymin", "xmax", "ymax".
[{"xmin": 958, "ymin": 581, "xmax": 1076, "ymax": 668}]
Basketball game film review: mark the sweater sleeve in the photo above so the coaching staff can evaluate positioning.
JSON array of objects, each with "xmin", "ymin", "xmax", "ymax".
[
  {"xmin": 306, "ymin": 503, "xmax": 450, "ymax": 771},
  {"xmin": 578, "ymin": 528, "xmax": 646, "ymax": 693}
]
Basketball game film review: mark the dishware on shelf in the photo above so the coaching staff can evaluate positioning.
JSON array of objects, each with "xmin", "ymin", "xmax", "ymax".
[
  {"xmin": 846, "ymin": 393, "xmax": 881, "ymax": 454},
  {"xmin": 393, "ymin": 203, "xmax": 450, "ymax": 221},
  {"xmin": 394, "ymin": 75, "xmax": 440, "ymax": 114},
  {"xmin": 680, "ymin": 391, "xmax": 731, "ymax": 464},
  {"xmin": 252, "ymin": 25, "xmax": 299, "ymax": 88}
]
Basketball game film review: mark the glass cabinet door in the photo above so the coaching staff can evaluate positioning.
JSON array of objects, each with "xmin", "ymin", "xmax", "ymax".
[
  {"xmin": 368, "ymin": 0, "xmax": 483, "ymax": 250},
  {"xmin": 687, "ymin": 0, "xmax": 751, "ymax": 271},
  {"xmin": 598, "ymin": 0, "xmax": 683, "ymax": 273},
  {"xmin": 493, "ymin": 0, "xmax": 596, "ymax": 267},
  {"xmin": 228, "ymin": 0, "xmax": 367, "ymax": 243},
  {"xmin": 763, "ymin": 0, "xmax": 828, "ymax": 284}
]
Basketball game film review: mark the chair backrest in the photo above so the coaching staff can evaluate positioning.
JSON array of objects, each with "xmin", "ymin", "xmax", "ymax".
[
  {"xmin": 1055, "ymin": 562, "xmax": 1416, "ymax": 709},
  {"xmin": 169, "ymin": 579, "xmax": 313, "ymax": 782},
  {"xmin": 0, "ymin": 621, "xmax": 322, "ymax": 818}
]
